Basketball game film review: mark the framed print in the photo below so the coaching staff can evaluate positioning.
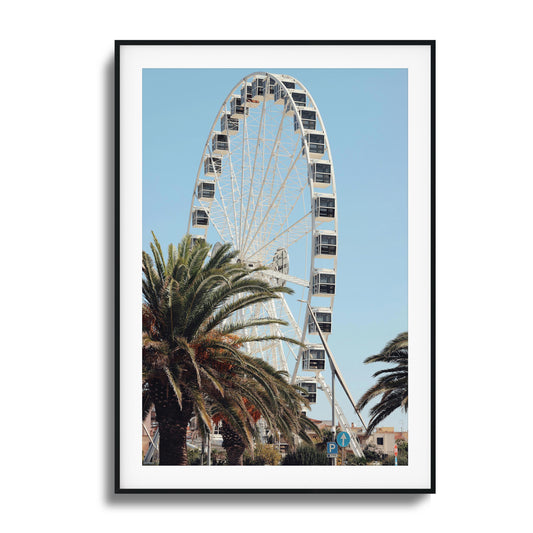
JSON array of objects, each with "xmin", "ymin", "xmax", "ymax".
[{"xmin": 115, "ymin": 40, "xmax": 435, "ymax": 493}]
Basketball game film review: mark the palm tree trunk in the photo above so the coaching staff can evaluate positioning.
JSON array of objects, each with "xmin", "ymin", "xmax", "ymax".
[
  {"xmin": 150, "ymin": 380, "xmax": 193, "ymax": 465},
  {"xmin": 221, "ymin": 422, "xmax": 246, "ymax": 465},
  {"xmin": 157, "ymin": 411, "xmax": 191, "ymax": 465},
  {"xmin": 225, "ymin": 443, "xmax": 246, "ymax": 465}
]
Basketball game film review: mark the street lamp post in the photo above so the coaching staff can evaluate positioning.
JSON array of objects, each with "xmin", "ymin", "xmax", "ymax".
[
  {"xmin": 298, "ymin": 299, "xmax": 368, "ymax": 464},
  {"xmin": 303, "ymin": 302, "xmax": 337, "ymax": 465},
  {"xmin": 331, "ymin": 367, "xmax": 336, "ymax": 466}
]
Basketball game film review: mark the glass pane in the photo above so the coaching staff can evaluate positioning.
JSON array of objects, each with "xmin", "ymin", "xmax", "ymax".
[
  {"xmin": 309, "ymin": 134, "xmax": 324, "ymax": 143},
  {"xmin": 320, "ymin": 198, "xmax": 335, "ymax": 207}
]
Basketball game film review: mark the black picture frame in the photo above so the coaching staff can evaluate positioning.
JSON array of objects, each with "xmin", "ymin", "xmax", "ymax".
[{"xmin": 115, "ymin": 40, "xmax": 435, "ymax": 494}]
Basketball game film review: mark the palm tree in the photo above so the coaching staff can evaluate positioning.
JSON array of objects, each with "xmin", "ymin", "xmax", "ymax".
[
  {"xmin": 208, "ymin": 362, "xmax": 320, "ymax": 465},
  {"xmin": 356, "ymin": 332, "xmax": 408, "ymax": 435},
  {"xmin": 142, "ymin": 233, "xmax": 301, "ymax": 465}
]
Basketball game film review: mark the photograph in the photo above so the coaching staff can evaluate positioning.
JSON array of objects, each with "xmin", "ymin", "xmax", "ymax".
[
  {"xmin": 117, "ymin": 42, "xmax": 434, "ymax": 492},
  {"xmin": 6, "ymin": 0, "xmax": 533, "ymax": 527}
]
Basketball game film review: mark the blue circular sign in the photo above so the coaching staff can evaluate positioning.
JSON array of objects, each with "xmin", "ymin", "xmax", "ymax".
[{"xmin": 336, "ymin": 431, "xmax": 351, "ymax": 448}]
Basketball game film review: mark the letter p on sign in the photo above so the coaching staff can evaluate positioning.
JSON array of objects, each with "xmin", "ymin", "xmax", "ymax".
[{"xmin": 327, "ymin": 442, "xmax": 338, "ymax": 455}]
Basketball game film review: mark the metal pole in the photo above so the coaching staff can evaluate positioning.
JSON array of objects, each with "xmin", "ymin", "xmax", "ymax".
[
  {"xmin": 142, "ymin": 423, "xmax": 158, "ymax": 450},
  {"xmin": 332, "ymin": 369, "xmax": 335, "ymax": 437},
  {"xmin": 207, "ymin": 432, "xmax": 212, "ymax": 466},
  {"xmin": 298, "ymin": 299, "xmax": 368, "ymax": 432},
  {"xmin": 331, "ymin": 368, "xmax": 336, "ymax": 466}
]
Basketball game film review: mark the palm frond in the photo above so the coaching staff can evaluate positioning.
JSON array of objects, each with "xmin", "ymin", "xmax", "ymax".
[
  {"xmin": 142, "ymin": 233, "xmax": 307, "ymax": 463},
  {"xmin": 162, "ymin": 365, "xmax": 183, "ymax": 409},
  {"xmin": 357, "ymin": 332, "xmax": 408, "ymax": 435}
]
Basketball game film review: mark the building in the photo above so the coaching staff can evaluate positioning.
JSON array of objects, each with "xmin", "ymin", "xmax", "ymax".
[
  {"xmin": 350, "ymin": 424, "xmax": 408, "ymax": 457},
  {"xmin": 142, "ymin": 405, "xmax": 158, "ymax": 457}
]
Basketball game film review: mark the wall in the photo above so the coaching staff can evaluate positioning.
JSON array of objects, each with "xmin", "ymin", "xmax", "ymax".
[
  {"xmin": 367, "ymin": 432, "xmax": 397, "ymax": 456},
  {"xmin": 2, "ymin": 2, "xmax": 532, "ymax": 533}
]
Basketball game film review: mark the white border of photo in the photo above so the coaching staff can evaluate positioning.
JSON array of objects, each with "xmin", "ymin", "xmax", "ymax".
[{"xmin": 118, "ymin": 43, "xmax": 432, "ymax": 491}]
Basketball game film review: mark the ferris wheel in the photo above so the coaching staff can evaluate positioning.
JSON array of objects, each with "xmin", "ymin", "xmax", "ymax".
[{"xmin": 187, "ymin": 72, "xmax": 363, "ymax": 456}]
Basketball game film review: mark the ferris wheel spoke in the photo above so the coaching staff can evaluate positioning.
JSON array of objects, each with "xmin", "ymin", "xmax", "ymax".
[
  {"xmin": 241, "ymin": 301, "xmax": 263, "ymax": 356},
  {"xmin": 237, "ymin": 97, "xmax": 251, "ymax": 249},
  {"xmin": 258, "ymin": 297, "xmax": 289, "ymax": 373},
  {"xmin": 247, "ymin": 210, "xmax": 312, "ymax": 262},
  {"xmin": 256, "ymin": 179, "xmax": 310, "ymax": 259},
  {"xmin": 241, "ymin": 97, "xmax": 268, "ymax": 248},
  {"xmin": 284, "ymin": 339, "xmax": 299, "ymax": 363},
  {"xmin": 278, "ymin": 293, "xmax": 303, "ymax": 341},
  {"xmin": 240, "ymin": 106, "xmax": 287, "ymax": 249},
  {"xmin": 204, "ymin": 205, "xmax": 235, "ymax": 243},
  {"xmin": 241, "ymin": 139, "xmax": 304, "ymax": 257},
  {"xmin": 276, "ymin": 295, "xmax": 303, "ymax": 368},
  {"xmin": 224, "ymin": 141, "xmax": 241, "ymax": 249},
  {"xmin": 266, "ymin": 298, "xmax": 279, "ymax": 370},
  {"xmin": 208, "ymin": 159, "xmax": 237, "ymax": 244},
  {"xmin": 262, "ymin": 270, "xmax": 309, "ymax": 287},
  {"xmin": 272, "ymin": 295, "xmax": 301, "ymax": 366}
]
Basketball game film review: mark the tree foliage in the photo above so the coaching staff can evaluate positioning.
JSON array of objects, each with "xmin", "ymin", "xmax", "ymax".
[
  {"xmin": 243, "ymin": 443, "xmax": 282, "ymax": 465},
  {"xmin": 357, "ymin": 332, "xmax": 408, "ymax": 435},
  {"xmin": 346, "ymin": 454, "xmax": 368, "ymax": 466},
  {"xmin": 382, "ymin": 440, "xmax": 408, "ymax": 466},
  {"xmin": 215, "ymin": 372, "xmax": 320, "ymax": 465},
  {"xmin": 281, "ymin": 445, "xmax": 329, "ymax": 466},
  {"xmin": 142, "ymin": 234, "xmax": 313, "ymax": 464}
]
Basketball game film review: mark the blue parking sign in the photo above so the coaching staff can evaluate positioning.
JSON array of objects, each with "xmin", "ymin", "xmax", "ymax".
[{"xmin": 327, "ymin": 442, "xmax": 338, "ymax": 456}]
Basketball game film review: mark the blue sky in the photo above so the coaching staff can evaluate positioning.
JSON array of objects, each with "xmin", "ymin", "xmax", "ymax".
[{"xmin": 143, "ymin": 68, "xmax": 408, "ymax": 432}]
